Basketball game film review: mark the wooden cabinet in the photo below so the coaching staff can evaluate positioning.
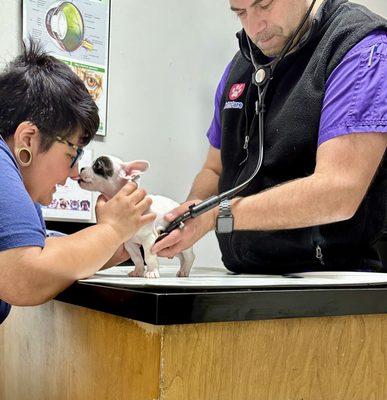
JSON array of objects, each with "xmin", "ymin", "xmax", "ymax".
[{"xmin": 1, "ymin": 301, "xmax": 386, "ymax": 400}]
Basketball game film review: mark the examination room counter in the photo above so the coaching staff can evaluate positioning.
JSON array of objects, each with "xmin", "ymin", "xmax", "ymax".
[{"xmin": 1, "ymin": 266, "xmax": 387, "ymax": 400}]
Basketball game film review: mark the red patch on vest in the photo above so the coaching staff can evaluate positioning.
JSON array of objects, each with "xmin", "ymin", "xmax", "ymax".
[{"xmin": 229, "ymin": 83, "xmax": 246, "ymax": 101}]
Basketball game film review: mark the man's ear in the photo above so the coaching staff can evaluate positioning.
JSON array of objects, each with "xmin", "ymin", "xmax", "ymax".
[
  {"xmin": 13, "ymin": 122, "xmax": 40, "ymax": 150},
  {"xmin": 119, "ymin": 160, "xmax": 150, "ymax": 180}
]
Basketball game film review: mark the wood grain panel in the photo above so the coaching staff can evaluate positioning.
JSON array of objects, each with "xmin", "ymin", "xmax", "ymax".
[
  {"xmin": 2, "ymin": 303, "xmax": 386, "ymax": 400},
  {"xmin": 1, "ymin": 301, "xmax": 162, "ymax": 400},
  {"xmin": 161, "ymin": 315, "xmax": 387, "ymax": 400}
]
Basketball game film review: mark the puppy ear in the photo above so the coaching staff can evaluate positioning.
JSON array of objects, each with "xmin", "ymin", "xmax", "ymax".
[{"xmin": 119, "ymin": 160, "xmax": 150, "ymax": 180}]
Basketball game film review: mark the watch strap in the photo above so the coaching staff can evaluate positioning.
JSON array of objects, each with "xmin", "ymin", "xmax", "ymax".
[{"xmin": 219, "ymin": 199, "xmax": 232, "ymax": 217}]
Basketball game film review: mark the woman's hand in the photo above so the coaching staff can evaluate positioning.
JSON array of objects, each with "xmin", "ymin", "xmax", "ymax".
[{"xmin": 96, "ymin": 182, "xmax": 156, "ymax": 243}]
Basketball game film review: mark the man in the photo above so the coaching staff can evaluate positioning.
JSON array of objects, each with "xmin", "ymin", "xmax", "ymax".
[{"xmin": 153, "ymin": 0, "xmax": 387, "ymax": 273}]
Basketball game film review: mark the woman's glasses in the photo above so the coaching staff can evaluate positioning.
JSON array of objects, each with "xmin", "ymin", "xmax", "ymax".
[{"xmin": 56, "ymin": 136, "xmax": 84, "ymax": 168}]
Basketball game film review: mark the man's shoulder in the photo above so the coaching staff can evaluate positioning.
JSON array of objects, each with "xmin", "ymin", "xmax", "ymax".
[
  {"xmin": 339, "ymin": 1, "xmax": 386, "ymax": 25},
  {"xmin": 229, "ymin": 50, "xmax": 248, "ymax": 68},
  {"xmin": 226, "ymin": 50, "xmax": 252, "ymax": 81},
  {"xmin": 345, "ymin": 29, "xmax": 387, "ymax": 59}
]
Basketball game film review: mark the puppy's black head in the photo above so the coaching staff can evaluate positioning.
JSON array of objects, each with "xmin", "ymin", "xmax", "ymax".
[{"xmin": 92, "ymin": 156, "xmax": 114, "ymax": 178}]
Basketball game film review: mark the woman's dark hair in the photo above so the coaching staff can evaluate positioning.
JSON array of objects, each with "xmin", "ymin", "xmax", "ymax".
[{"xmin": 0, "ymin": 40, "xmax": 99, "ymax": 150}]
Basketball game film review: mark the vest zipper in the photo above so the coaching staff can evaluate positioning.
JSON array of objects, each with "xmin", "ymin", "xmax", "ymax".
[
  {"xmin": 233, "ymin": 117, "xmax": 256, "ymax": 187},
  {"xmin": 243, "ymin": 135, "xmax": 249, "ymax": 150},
  {"xmin": 239, "ymin": 136, "xmax": 250, "ymax": 166},
  {"xmin": 315, "ymin": 245, "xmax": 325, "ymax": 266},
  {"xmin": 228, "ymin": 104, "xmax": 255, "ymax": 267},
  {"xmin": 238, "ymin": 83, "xmax": 256, "ymax": 167},
  {"xmin": 312, "ymin": 226, "xmax": 325, "ymax": 266}
]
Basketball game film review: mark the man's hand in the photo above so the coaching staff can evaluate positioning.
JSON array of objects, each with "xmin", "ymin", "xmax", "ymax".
[{"xmin": 151, "ymin": 199, "xmax": 216, "ymax": 258}]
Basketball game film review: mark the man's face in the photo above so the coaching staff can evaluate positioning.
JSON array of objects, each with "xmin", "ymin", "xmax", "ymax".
[{"xmin": 230, "ymin": 0, "xmax": 314, "ymax": 57}]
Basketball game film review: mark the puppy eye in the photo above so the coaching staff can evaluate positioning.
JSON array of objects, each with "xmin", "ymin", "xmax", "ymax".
[
  {"xmin": 93, "ymin": 160, "xmax": 104, "ymax": 173},
  {"xmin": 93, "ymin": 159, "xmax": 110, "ymax": 177},
  {"xmin": 92, "ymin": 157, "xmax": 114, "ymax": 178}
]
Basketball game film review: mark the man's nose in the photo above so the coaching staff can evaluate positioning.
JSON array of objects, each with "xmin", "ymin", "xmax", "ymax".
[{"xmin": 246, "ymin": 11, "xmax": 267, "ymax": 38}]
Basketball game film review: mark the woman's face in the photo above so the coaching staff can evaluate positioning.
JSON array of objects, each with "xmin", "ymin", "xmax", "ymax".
[{"xmin": 19, "ymin": 127, "xmax": 83, "ymax": 205}]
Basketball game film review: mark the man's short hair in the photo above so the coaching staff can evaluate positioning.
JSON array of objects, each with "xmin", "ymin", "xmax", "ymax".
[{"xmin": 0, "ymin": 40, "xmax": 99, "ymax": 150}]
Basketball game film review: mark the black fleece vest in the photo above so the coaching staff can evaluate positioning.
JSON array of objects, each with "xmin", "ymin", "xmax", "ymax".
[{"xmin": 216, "ymin": 0, "xmax": 387, "ymax": 273}]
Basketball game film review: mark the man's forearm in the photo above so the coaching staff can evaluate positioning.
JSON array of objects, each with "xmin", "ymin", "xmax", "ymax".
[
  {"xmin": 226, "ymin": 173, "xmax": 361, "ymax": 231},
  {"xmin": 207, "ymin": 133, "xmax": 385, "ymax": 232},
  {"xmin": 187, "ymin": 168, "xmax": 220, "ymax": 201}
]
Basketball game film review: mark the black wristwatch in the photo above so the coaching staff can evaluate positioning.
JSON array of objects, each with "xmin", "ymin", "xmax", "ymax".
[{"xmin": 216, "ymin": 199, "xmax": 234, "ymax": 233}]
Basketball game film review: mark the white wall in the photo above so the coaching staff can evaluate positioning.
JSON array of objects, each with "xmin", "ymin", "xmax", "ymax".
[
  {"xmin": 0, "ymin": 0, "xmax": 22, "ymax": 65},
  {"xmin": 96, "ymin": 0, "xmax": 239, "ymax": 267},
  {"xmin": 356, "ymin": 0, "xmax": 386, "ymax": 16},
  {"xmin": 0, "ymin": 0, "xmax": 385, "ymax": 267}
]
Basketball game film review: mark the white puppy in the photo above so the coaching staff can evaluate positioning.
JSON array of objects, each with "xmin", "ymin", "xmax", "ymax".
[{"xmin": 79, "ymin": 155, "xmax": 195, "ymax": 278}]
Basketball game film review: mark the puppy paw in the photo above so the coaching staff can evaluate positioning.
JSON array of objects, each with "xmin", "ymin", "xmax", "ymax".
[
  {"xmin": 144, "ymin": 269, "xmax": 160, "ymax": 279},
  {"xmin": 128, "ymin": 269, "xmax": 144, "ymax": 277},
  {"xmin": 176, "ymin": 269, "xmax": 190, "ymax": 277}
]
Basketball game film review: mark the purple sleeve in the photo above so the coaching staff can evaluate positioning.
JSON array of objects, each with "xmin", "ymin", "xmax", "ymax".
[
  {"xmin": 0, "ymin": 300, "xmax": 11, "ymax": 324},
  {"xmin": 318, "ymin": 31, "xmax": 387, "ymax": 146},
  {"xmin": 0, "ymin": 141, "xmax": 46, "ymax": 251},
  {"xmin": 206, "ymin": 62, "xmax": 233, "ymax": 149}
]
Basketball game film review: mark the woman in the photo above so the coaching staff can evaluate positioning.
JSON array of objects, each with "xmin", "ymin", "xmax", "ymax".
[{"xmin": 0, "ymin": 43, "xmax": 156, "ymax": 324}]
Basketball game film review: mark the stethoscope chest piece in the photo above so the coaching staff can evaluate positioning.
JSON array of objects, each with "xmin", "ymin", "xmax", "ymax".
[{"xmin": 252, "ymin": 65, "xmax": 272, "ymax": 87}]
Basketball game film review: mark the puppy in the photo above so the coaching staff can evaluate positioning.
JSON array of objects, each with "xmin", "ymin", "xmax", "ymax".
[{"xmin": 78, "ymin": 156, "xmax": 195, "ymax": 278}]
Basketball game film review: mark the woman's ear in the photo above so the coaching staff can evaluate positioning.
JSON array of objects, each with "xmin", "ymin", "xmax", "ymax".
[{"xmin": 13, "ymin": 121, "xmax": 40, "ymax": 150}]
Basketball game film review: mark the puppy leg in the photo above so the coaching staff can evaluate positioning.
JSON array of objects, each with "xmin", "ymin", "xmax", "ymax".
[
  {"xmin": 142, "ymin": 235, "xmax": 160, "ymax": 278},
  {"xmin": 176, "ymin": 248, "xmax": 195, "ymax": 277},
  {"xmin": 124, "ymin": 242, "xmax": 145, "ymax": 277}
]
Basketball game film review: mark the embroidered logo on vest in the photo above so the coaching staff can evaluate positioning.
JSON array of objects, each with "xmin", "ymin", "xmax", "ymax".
[
  {"xmin": 224, "ymin": 101, "xmax": 243, "ymax": 110},
  {"xmin": 229, "ymin": 83, "xmax": 246, "ymax": 100}
]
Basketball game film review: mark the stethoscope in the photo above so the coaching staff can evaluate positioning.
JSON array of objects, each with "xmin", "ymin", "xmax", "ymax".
[{"xmin": 158, "ymin": 1, "xmax": 316, "ymax": 241}]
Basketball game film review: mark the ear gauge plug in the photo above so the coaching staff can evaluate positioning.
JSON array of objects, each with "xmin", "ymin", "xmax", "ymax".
[{"xmin": 16, "ymin": 147, "xmax": 33, "ymax": 167}]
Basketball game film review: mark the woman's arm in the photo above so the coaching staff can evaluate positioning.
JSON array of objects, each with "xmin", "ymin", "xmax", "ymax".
[{"xmin": 0, "ymin": 183, "xmax": 155, "ymax": 306}]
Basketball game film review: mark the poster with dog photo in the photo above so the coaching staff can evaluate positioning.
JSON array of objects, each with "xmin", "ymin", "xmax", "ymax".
[
  {"xmin": 42, "ymin": 149, "xmax": 94, "ymax": 221},
  {"xmin": 22, "ymin": 0, "xmax": 110, "ymax": 136}
]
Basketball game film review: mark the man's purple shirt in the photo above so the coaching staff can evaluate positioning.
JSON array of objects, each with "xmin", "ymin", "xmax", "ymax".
[{"xmin": 207, "ymin": 30, "xmax": 387, "ymax": 149}]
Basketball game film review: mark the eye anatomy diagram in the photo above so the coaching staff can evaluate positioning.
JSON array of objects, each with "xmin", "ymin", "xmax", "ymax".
[
  {"xmin": 45, "ymin": 1, "xmax": 93, "ymax": 52},
  {"xmin": 24, "ymin": 0, "xmax": 110, "ymax": 136}
]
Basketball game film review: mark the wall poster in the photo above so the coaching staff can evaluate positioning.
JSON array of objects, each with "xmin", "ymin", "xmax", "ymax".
[
  {"xmin": 22, "ymin": 0, "xmax": 111, "ymax": 136},
  {"xmin": 41, "ymin": 149, "xmax": 94, "ymax": 221}
]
